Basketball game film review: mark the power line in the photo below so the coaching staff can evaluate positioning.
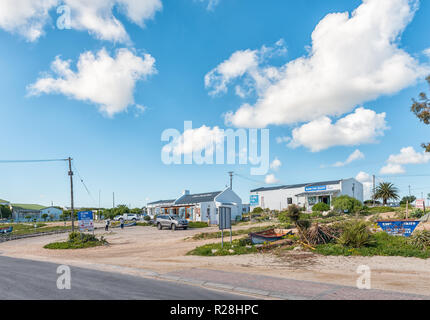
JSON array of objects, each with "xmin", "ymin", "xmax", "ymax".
[{"xmin": 0, "ymin": 159, "xmax": 68, "ymax": 163}]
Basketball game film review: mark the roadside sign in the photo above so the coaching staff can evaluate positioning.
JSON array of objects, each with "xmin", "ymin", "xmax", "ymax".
[
  {"xmin": 219, "ymin": 207, "xmax": 232, "ymax": 230},
  {"xmin": 416, "ymin": 199, "xmax": 425, "ymax": 210},
  {"xmin": 377, "ymin": 220, "xmax": 420, "ymax": 237},
  {"xmin": 250, "ymin": 195, "xmax": 259, "ymax": 206},
  {"xmin": 219, "ymin": 207, "xmax": 232, "ymax": 248},
  {"xmin": 78, "ymin": 211, "xmax": 94, "ymax": 232}
]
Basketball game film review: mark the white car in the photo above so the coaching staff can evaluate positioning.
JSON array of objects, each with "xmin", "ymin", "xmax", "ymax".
[{"xmin": 114, "ymin": 214, "xmax": 139, "ymax": 221}]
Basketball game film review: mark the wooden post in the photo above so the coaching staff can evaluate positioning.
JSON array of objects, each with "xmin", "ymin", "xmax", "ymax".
[{"xmin": 406, "ymin": 200, "xmax": 409, "ymax": 220}]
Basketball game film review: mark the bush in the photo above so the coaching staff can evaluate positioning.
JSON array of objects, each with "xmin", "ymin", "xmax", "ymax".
[
  {"xmin": 410, "ymin": 209, "xmax": 424, "ymax": 219},
  {"xmin": 144, "ymin": 215, "xmax": 151, "ymax": 221},
  {"xmin": 337, "ymin": 220, "xmax": 373, "ymax": 248},
  {"xmin": 409, "ymin": 230, "xmax": 430, "ymax": 250},
  {"xmin": 312, "ymin": 202, "xmax": 330, "ymax": 212},
  {"xmin": 367, "ymin": 206, "xmax": 394, "ymax": 214},
  {"xmin": 332, "ymin": 195, "xmax": 363, "ymax": 214},
  {"xmin": 44, "ymin": 232, "xmax": 107, "ymax": 250},
  {"xmin": 316, "ymin": 232, "xmax": 430, "ymax": 259},
  {"xmin": 252, "ymin": 207, "xmax": 264, "ymax": 214},
  {"xmin": 278, "ymin": 211, "xmax": 290, "ymax": 224}
]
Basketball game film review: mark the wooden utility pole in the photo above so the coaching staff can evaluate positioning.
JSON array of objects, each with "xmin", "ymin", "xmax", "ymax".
[
  {"xmin": 68, "ymin": 157, "xmax": 75, "ymax": 232},
  {"xmin": 372, "ymin": 175, "xmax": 376, "ymax": 206},
  {"xmin": 229, "ymin": 172, "xmax": 233, "ymax": 190}
]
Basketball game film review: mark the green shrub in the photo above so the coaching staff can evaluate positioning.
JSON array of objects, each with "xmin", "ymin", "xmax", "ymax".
[
  {"xmin": 332, "ymin": 195, "xmax": 363, "ymax": 214},
  {"xmin": 144, "ymin": 215, "xmax": 151, "ymax": 221},
  {"xmin": 278, "ymin": 211, "xmax": 290, "ymax": 224},
  {"xmin": 316, "ymin": 232, "xmax": 430, "ymax": 259},
  {"xmin": 409, "ymin": 230, "xmax": 430, "ymax": 250},
  {"xmin": 312, "ymin": 202, "xmax": 330, "ymax": 212},
  {"xmin": 410, "ymin": 209, "xmax": 424, "ymax": 219},
  {"xmin": 44, "ymin": 232, "xmax": 107, "ymax": 250},
  {"xmin": 367, "ymin": 206, "xmax": 394, "ymax": 214},
  {"xmin": 252, "ymin": 207, "xmax": 263, "ymax": 214},
  {"xmin": 337, "ymin": 220, "xmax": 373, "ymax": 248},
  {"xmin": 187, "ymin": 239, "xmax": 257, "ymax": 256}
]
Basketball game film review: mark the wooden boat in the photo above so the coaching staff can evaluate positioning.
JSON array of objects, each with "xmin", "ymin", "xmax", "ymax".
[
  {"xmin": 249, "ymin": 228, "xmax": 293, "ymax": 245},
  {"xmin": 0, "ymin": 226, "xmax": 13, "ymax": 234}
]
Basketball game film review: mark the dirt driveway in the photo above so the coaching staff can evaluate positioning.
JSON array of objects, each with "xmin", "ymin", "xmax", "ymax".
[{"xmin": 0, "ymin": 223, "xmax": 429, "ymax": 296}]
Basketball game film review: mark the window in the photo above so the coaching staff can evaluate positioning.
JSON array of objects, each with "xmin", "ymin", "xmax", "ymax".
[
  {"xmin": 287, "ymin": 198, "xmax": 293, "ymax": 205},
  {"xmin": 207, "ymin": 207, "xmax": 211, "ymax": 217}
]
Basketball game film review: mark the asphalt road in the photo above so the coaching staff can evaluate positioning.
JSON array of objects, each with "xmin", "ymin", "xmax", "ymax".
[{"xmin": 0, "ymin": 256, "xmax": 250, "ymax": 300}]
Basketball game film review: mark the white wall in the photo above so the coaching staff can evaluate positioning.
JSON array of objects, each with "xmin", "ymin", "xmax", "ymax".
[{"xmin": 341, "ymin": 179, "xmax": 364, "ymax": 202}]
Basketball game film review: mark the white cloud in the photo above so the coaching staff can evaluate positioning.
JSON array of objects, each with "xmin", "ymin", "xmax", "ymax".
[
  {"xmin": 270, "ymin": 158, "xmax": 282, "ymax": 171},
  {"xmin": 0, "ymin": 0, "xmax": 162, "ymax": 42},
  {"xmin": 289, "ymin": 107, "xmax": 388, "ymax": 152},
  {"xmin": 276, "ymin": 136, "xmax": 291, "ymax": 145},
  {"xmin": 380, "ymin": 146, "xmax": 430, "ymax": 174},
  {"xmin": 265, "ymin": 174, "xmax": 280, "ymax": 185},
  {"xmin": 205, "ymin": 40, "xmax": 287, "ymax": 97},
  {"xmin": 332, "ymin": 149, "xmax": 365, "ymax": 167},
  {"xmin": 217, "ymin": 0, "xmax": 428, "ymax": 128},
  {"xmin": 356, "ymin": 171, "xmax": 373, "ymax": 200},
  {"xmin": 162, "ymin": 126, "xmax": 224, "ymax": 156},
  {"xmin": 197, "ymin": 0, "xmax": 220, "ymax": 11},
  {"xmin": 28, "ymin": 48, "xmax": 157, "ymax": 117}
]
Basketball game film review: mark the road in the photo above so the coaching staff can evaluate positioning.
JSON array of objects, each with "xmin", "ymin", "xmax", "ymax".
[{"xmin": 0, "ymin": 256, "xmax": 250, "ymax": 300}]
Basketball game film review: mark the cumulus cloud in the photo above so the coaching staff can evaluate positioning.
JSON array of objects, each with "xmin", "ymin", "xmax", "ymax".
[
  {"xmin": 356, "ymin": 171, "xmax": 373, "ymax": 200},
  {"xmin": 380, "ymin": 146, "xmax": 430, "ymax": 174},
  {"xmin": 214, "ymin": 0, "xmax": 428, "ymax": 128},
  {"xmin": 28, "ymin": 48, "xmax": 157, "ymax": 116},
  {"xmin": 332, "ymin": 149, "xmax": 365, "ymax": 167},
  {"xmin": 265, "ymin": 174, "xmax": 280, "ymax": 185},
  {"xmin": 205, "ymin": 40, "xmax": 287, "ymax": 97},
  {"xmin": 288, "ymin": 107, "xmax": 388, "ymax": 152},
  {"xmin": 270, "ymin": 158, "xmax": 282, "ymax": 171},
  {"xmin": 0, "ymin": 0, "xmax": 162, "ymax": 42},
  {"xmin": 162, "ymin": 125, "xmax": 224, "ymax": 156}
]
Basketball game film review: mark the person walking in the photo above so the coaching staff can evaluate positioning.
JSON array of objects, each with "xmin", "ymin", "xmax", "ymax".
[
  {"xmin": 105, "ymin": 218, "xmax": 110, "ymax": 232},
  {"xmin": 120, "ymin": 218, "xmax": 124, "ymax": 230}
]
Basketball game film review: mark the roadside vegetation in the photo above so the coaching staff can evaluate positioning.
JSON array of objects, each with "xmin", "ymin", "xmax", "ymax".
[
  {"xmin": 44, "ymin": 232, "xmax": 108, "ymax": 249},
  {"xmin": 0, "ymin": 223, "xmax": 70, "ymax": 236},
  {"xmin": 187, "ymin": 191, "xmax": 430, "ymax": 258}
]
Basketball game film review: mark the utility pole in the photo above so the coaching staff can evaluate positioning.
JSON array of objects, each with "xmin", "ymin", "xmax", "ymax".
[
  {"xmin": 98, "ymin": 190, "xmax": 101, "ymax": 221},
  {"xmin": 68, "ymin": 157, "xmax": 75, "ymax": 232},
  {"xmin": 112, "ymin": 192, "xmax": 115, "ymax": 209},
  {"xmin": 228, "ymin": 171, "xmax": 233, "ymax": 190},
  {"xmin": 409, "ymin": 185, "xmax": 411, "ymax": 197},
  {"xmin": 372, "ymin": 175, "xmax": 376, "ymax": 206},
  {"xmin": 352, "ymin": 183, "xmax": 355, "ymax": 199}
]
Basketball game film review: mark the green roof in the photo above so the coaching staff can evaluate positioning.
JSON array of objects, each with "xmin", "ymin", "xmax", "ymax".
[{"xmin": 12, "ymin": 204, "xmax": 46, "ymax": 210}]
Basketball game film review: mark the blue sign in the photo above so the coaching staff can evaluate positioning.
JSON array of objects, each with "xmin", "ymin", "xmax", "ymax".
[
  {"xmin": 250, "ymin": 195, "xmax": 259, "ymax": 206},
  {"xmin": 78, "ymin": 211, "xmax": 93, "ymax": 221},
  {"xmin": 377, "ymin": 220, "xmax": 420, "ymax": 237},
  {"xmin": 305, "ymin": 185, "xmax": 327, "ymax": 192},
  {"xmin": 78, "ymin": 211, "xmax": 94, "ymax": 231}
]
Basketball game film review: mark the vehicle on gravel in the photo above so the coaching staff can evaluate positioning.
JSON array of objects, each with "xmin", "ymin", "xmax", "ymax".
[
  {"xmin": 114, "ymin": 214, "xmax": 139, "ymax": 221},
  {"xmin": 156, "ymin": 215, "xmax": 188, "ymax": 231}
]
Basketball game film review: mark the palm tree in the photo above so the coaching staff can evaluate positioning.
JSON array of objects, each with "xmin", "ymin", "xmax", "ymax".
[{"xmin": 375, "ymin": 182, "xmax": 400, "ymax": 205}]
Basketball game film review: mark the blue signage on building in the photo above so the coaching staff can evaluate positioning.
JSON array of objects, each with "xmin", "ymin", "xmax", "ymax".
[
  {"xmin": 305, "ymin": 185, "xmax": 327, "ymax": 192},
  {"xmin": 377, "ymin": 220, "xmax": 420, "ymax": 237},
  {"xmin": 250, "ymin": 195, "xmax": 259, "ymax": 206}
]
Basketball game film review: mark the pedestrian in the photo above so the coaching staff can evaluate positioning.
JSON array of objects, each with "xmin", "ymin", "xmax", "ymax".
[
  {"xmin": 120, "ymin": 218, "xmax": 124, "ymax": 230},
  {"xmin": 105, "ymin": 218, "xmax": 110, "ymax": 232}
]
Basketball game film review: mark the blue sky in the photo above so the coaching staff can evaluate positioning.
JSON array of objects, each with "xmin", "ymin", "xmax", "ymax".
[{"xmin": 0, "ymin": 0, "xmax": 430, "ymax": 208}]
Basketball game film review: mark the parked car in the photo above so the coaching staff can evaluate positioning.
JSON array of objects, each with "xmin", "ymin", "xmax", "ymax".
[
  {"xmin": 114, "ymin": 213, "xmax": 139, "ymax": 221},
  {"xmin": 156, "ymin": 215, "xmax": 188, "ymax": 231}
]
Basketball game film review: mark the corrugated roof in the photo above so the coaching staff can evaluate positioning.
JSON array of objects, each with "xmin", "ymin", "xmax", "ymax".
[
  {"xmin": 175, "ymin": 191, "xmax": 222, "ymax": 205},
  {"xmin": 250, "ymin": 180, "xmax": 342, "ymax": 193},
  {"xmin": 11, "ymin": 204, "xmax": 46, "ymax": 210},
  {"xmin": 147, "ymin": 199, "xmax": 175, "ymax": 206}
]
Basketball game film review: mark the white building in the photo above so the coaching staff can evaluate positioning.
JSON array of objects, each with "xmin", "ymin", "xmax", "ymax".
[
  {"xmin": 250, "ymin": 179, "xmax": 363, "ymax": 212},
  {"xmin": 147, "ymin": 188, "xmax": 243, "ymax": 224}
]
